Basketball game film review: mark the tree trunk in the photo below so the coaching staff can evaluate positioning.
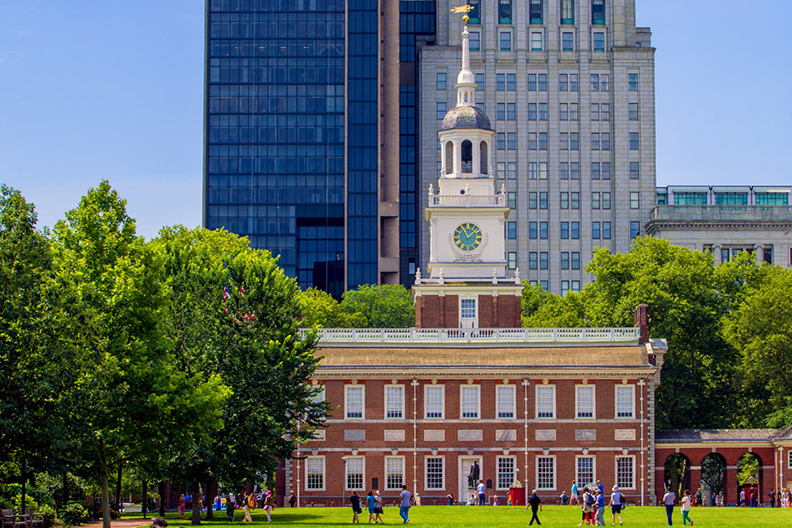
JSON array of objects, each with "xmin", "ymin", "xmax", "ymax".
[
  {"xmin": 99, "ymin": 441, "xmax": 111, "ymax": 528},
  {"xmin": 142, "ymin": 480, "xmax": 148, "ymax": 519},
  {"xmin": 191, "ymin": 481, "xmax": 201, "ymax": 526},
  {"xmin": 62, "ymin": 470, "xmax": 69, "ymax": 513},
  {"xmin": 115, "ymin": 462, "xmax": 123, "ymax": 513},
  {"xmin": 158, "ymin": 482, "xmax": 166, "ymax": 517},
  {"xmin": 205, "ymin": 482, "xmax": 214, "ymax": 520}
]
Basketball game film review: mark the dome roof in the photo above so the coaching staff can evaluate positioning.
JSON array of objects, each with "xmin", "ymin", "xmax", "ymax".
[{"xmin": 440, "ymin": 105, "xmax": 492, "ymax": 131}]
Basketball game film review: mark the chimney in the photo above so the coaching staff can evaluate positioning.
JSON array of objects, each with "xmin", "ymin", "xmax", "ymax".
[{"xmin": 634, "ymin": 304, "xmax": 649, "ymax": 344}]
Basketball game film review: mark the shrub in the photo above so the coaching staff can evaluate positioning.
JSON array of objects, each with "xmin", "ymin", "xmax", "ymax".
[{"xmin": 61, "ymin": 502, "xmax": 90, "ymax": 526}]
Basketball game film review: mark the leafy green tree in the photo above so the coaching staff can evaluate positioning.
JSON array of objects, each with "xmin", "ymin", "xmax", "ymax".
[
  {"xmin": 50, "ymin": 182, "xmax": 226, "ymax": 528},
  {"xmin": 520, "ymin": 283, "xmax": 587, "ymax": 328},
  {"xmin": 339, "ymin": 284, "xmax": 414, "ymax": 328},
  {"xmin": 722, "ymin": 265, "xmax": 792, "ymax": 427},
  {"xmin": 299, "ymin": 288, "xmax": 366, "ymax": 328}
]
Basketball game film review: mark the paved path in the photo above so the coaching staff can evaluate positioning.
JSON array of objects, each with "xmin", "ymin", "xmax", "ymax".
[{"xmin": 82, "ymin": 518, "xmax": 150, "ymax": 528}]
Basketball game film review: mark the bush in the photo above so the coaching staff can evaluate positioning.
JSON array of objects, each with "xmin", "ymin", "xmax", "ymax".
[{"xmin": 61, "ymin": 502, "xmax": 90, "ymax": 527}]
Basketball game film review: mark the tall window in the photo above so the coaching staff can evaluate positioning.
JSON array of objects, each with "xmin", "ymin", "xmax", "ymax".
[
  {"xmin": 616, "ymin": 457, "xmax": 635, "ymax": 489},
  {"xmin": 559, "ymin": 74, "xmax": 568, "ymax": 91},
  {"xmin": 385, "ymin": 385, "xmax": 404, "ymax": 419},
  {"xmin": 498, "ymin": 0, "xmax": 512, "ymax": 24},
  {"xmin": 630, "ymin": 221, "xmax": 640, "ymax": 239},
  {"xmin": 345, "ymin": 456, "xmax": 365, "ymax": 490},
  {"xmin": 629, "ymin": 103, "xmax": 639, "ymax": 120},
  {"xmin": 628, "ymin": 73, "xmax": 639, "ymax": 91},
  {"xmin": 507, "ymin": 222, "xmax": 517, "ymax": 239},
  {"xmin": 345, "ymin": 385, "xmax": 364, "ymax": 419},
  {"xmin": 630, "ymin": 132, "xmax": 640, "ymax": 150},
  {"xmin": 630, "ymin": 192, "xmax": 640, "ymax": 209},
  {"xmin": 536, "ymin": 457, "xmax": 556, "ymax": 490},
  {"xmin": 576, "ymin": 385, "xmax": 595, "ymax": 418},
  {"xmin": 508, "ymin": 252, "xmax": 517, "ymax": 270},
  {"xmin": 497, "ymin": 386, "xmax": 516, "ymax": 419},
  {"xmin": 531, "ymin": 32, "xmax": 543, "ymax": 51},
  {"xmin": 468, "ymin": 0, "xmax": 481, "ymax": 24},
  {"xmin": 530, "ymin": 0, "xmax": 543, "ymax": 24},
  {"xmin": 480, "ymin": 141, "xmax": 488, "ymax": 174},
  {"xmin": 470, "ymin": 31, "xmax": 480, "ymax": 51},
  {"xmin": 436, "ymin": 73, "xmax": 446, "ymax": 90},
  {"xmin": 425, "ymin": 457, "xmax": 444, "ymax": 489},
  {"xmin": 461, "ymin": 385, "xmax": 480, "ymax": 419},
  {"xmin": 385, "ymin": 457, "xmax": 404, "ymax": 490},
  {"xmin": 306, "ymin": 456, "xmax": 325, "ymax": 490},
  {"xmin": 561, "ymin": 251, "xmax": 570, "ymax": 268},
  {"xmin": 461, "ymin": 140, "xmax": 473, "ymax": 172},
  {"xmin": 562, "ymin": 32, "xmax": 574, "ymax": 51},
  {"xmin": 436, "ymin": 102, "xmax": 446, "ymax": 120},
  {"xmin": 561, "ymin": 0, "xmax": 574, "ymax": 24},
  {"xmin": 576, "ymin": 456, "xmax": 595, "ymax": 486},
  {"xmin": 616, "ymin": 385, "xmax": 635, "ymax": 418},
  {"xmin": 500, "ymin": 31, "xmax": 512, "ymax": 51},
  {"xmin": 425, "ymin": 385, "xmax": 444, "ymax": 419},
  {"xmin": 593, "ymin": 32, "xmax": 605, "ymax": 51},
  {"xmin": 536, "ymin": 385, "xmax": 555, "ymax": 418},
  {"xmin": 445, "ymin": 142, "xmax": 453, "ymax": 173},
  {"xmin": 497, "ymin": 457, "xmax": 516, "ymax": 489},
  {"xmin": 603, "ymin": 221, "xmax": 611, "ymax": 239},
  {"xmin": 592, "ymin": 0, "xmax": 605, "ymax": 25}
]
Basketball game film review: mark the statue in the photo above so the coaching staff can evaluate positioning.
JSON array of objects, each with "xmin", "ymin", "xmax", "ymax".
[{"xmin": 467, "ymin": 460, "xmax": 480, "ymax": 488}]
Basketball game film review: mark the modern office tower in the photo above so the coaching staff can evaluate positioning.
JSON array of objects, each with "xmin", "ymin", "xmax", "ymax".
[
  {"xmin": 203, "ymin": 0, "xmax": 407, "ymax": 296},
  {"xmin": 419, "ymin": 0, "xmax": 656, "ymax": 295}
]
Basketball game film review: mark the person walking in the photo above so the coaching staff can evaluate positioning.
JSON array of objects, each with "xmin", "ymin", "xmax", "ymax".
[
  {"xmin": 399, "ymin": 485, "xmax": 412, "ymax": 524},
  {"xmin": 608, "ymin": 486, "xmax": 624, "ymax": 526},
  {"xmin": 373, "ymin": 490, "xmax": 384, "ymax": 524},
  {"xmin": 349, "ymin": 490, "xmax": 362, "ymax": 524},
  {"xmin": 527, "ymin": 489, "xmax": 542, "ymax": 525},
  {"xmin": 263, "ymin": 490, "xmax": 274, "ymax": 524},
  {"xmin": 594, "ymin": 489, "xmax": 605, "ymax": 526},
  {"xmin": 226, "ymin": 493, "xmax": 236, "ymax": 522},
  {"xmin": 680, "ymin": 490, "xmax": 693, "ymax": 526},
  {"xmin": 178, "ymin": 494, "xmax": 186, "ymax": 517},
  {"xmin": 242, "ymin": 492, "xmax": 253, "ymax": 523},
  {"xmin": 580, "ymin": 487, "xmax": 594, "ymax": 526},
  {"xmin": 768, "ymin": 488, "xmax": 775, "ymax": 508},
  {"xmin": 366, "ymin": 491, "xmax": 378, "ymax": 524},
  {"xmin": 663, "ymin": 488, "xmax": 676, "ymax": 526},
  {"xmin": 477, "ymin": 480, "xmax": 486, "ymax": 506},
  {"xmin": 571, "ymin": 481, "xmax": 580, "ymax": 505}
]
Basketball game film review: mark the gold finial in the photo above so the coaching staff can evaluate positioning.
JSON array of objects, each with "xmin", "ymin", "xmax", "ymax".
[{"xmin": 463, "ymin": 15, "xmax": 469, "ymax": 23}]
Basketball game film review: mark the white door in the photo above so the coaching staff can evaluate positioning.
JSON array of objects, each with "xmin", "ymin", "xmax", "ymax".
[{"xmin": 459, "ymin": 456, "xmax": 483, "ymax": 504}]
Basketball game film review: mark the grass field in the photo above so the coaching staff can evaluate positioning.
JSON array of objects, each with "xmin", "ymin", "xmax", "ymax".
[{"xmin": 150, "ymin": 505, "xmax": 791, "ymax": 527}]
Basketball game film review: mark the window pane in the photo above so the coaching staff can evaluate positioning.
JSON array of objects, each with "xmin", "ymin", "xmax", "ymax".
[
  {"xmin": 537, "ymin": 457, "xmax": 555, "ymax": 489},
  {"xmin": 616, "ymin": 386, "xmax": 634, "ymax": 418},
  {"xmin": 426, "ymin": 457, "xmax": 444, "ymax": 489},
  {"xmin": 497, "ymin": 457, "xmax": 516, "ymax": 489},
  {"xmin": 577, "ymin": 456, "xmax": 594, "ymax": 487},
  {"xmin": 537, "ymin": 386, "xmax": 554, "ymax": 418},
  {"xmin": 461, "ymin": 386, "xmax": 479, "ymax": 418},
  {"xmin": 497, "ymin": 386, "xmax": 515, "ymax": 418},
  {"xmin": 386, "ymin": 457, "xmax": 404, "ymax": 489},
  {"xmin": 386, "ymin": 386, "xmax": 403, "ymax": 418},
  {"xmin": 576, "ymin": 385, "xmax": 594, "ymax": 418},
  {"xmin": 346, "ymin": 386, "xmax": 364, "ymax": 418},
  {"xmin": 426, "ymin": 386, "xmax": 444, "ymax": 418}
]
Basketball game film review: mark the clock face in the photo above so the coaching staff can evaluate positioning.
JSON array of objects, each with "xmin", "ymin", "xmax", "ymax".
[{"xmin": 453, "ymin": 222, "xmax": 483, "ymax": 251}]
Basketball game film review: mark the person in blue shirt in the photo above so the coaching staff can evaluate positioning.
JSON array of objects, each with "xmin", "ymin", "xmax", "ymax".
[
  {"xmin": 595, "ymin": 489, "xmax": 606, "ymax": 526},
  {"xmin": 366, "ymin": 491, "xmax": 378, "ymax": 524},
  {"xmin": 571, "ymin": 481, "xmax": 580, "ymax": 505},
  {"xmin": 399, "ymin": 485, "xmax": 412, "ymax": 524}
]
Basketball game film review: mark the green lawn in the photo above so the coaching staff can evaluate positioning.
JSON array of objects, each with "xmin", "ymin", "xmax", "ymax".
[{"xmin": 147, "ymin": 505, "xmax": 791, "ymax": 527}]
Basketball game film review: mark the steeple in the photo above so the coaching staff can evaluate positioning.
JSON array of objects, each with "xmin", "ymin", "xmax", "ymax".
[{"xmin": 456, "ymin": 17, "xmax": 476, "ymax": 107}]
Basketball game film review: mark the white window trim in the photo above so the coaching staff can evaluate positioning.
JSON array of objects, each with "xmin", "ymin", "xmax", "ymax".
[
  {"xmin": 384, "ymin": 384, "xmax": 405, "ymax": 420},
  {"xmin": 344, "ymin": 384, "xmax": 365, "ymax": 420},
  {"xmin": 615, "ymin": 384, "xmax": 635, "ymax": 419},
  {"xmin": 575, "ymin": 455, "xmax": 597, "ymax": 487},
  {"xmin": 575, "ymin": 385, "xmax": 596, "ymax": 419},
  {"xmin": 496, "ymin": 455, "xmax": 517, "ymax": 490},
  {"xmin": 459, "ymin": 295, "xmax": 478, "ymax": 328},
  {"xmin": 496, "ymin": 384, "xmax": 516, "ymax": 419},
  {"xmin": 385, "ymin": 456, "xmax": 406, "ymax": 490},
  {"xmin": 460, "ymin": 384, "xmax": 481, "ymax": 420},
  {"xmin": 424, "ymin": 455, "xmax": 446, "ymax": 491},
  {"xmin": 787, "ymin": 450, "xmax": 792, "ymax": 469},
  {"xmin": 344, "ymin": 456, "xmax": 366, "ymax": 491},
  {"xmin": 424, "ymin": 384, "xmax": 445, "ymax": 420},
  {"xmin": 535, "ymin": 455, "xmax": 557, "ymax": 491},
  {"xmin": 535, "ymin": 384, "xmax": 556, "ymax": 420},
  {"xmin": 591, "ymin": 28, "xmax": 607, "ymax": 51},
  {"xmin": 615, "ymin": 455, "xmax": 637, "ymax": 490},
  {"xmin": 305, "ymin": 455, "xmax": 326, "ymax": 491}
]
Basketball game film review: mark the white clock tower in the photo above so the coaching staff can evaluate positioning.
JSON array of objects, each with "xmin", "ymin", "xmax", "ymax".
[{"xmin": 413, "ymin": 17, "xmax": 523, "ymax": 329}]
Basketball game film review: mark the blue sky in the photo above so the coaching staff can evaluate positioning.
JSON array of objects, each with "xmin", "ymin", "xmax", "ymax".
[{"xmin": 1, "ymin": 1, "xmax": 790, "ymax": 239}]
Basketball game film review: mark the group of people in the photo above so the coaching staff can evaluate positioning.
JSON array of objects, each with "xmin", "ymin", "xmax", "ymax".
[
  {"xmin": 563, "ymin": 480, "xmax": 625, "ymax": 526},
  {"xmin": 179, "ymin": 490, "xmax": 275, "ymax": 524},
  {"xmin": 348, "ymin": 485, "xmax": 414, "ymax": 524},
  {"xmin": 768, "ymin": 487, "xmax": 792, "ymax": 508},
  {"xmin": 662, "ymin": 488, "xmax": 694, "ymax": 526}
]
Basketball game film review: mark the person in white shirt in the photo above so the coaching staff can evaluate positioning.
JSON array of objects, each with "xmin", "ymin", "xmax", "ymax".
[
  {"xmin": 477, "ymin": 480, "xmax": 486, "ymax": 506},
  {"xmin": 608, "ymin": 486, "xmax": 624, "ymax": 526},
  {"xmin": 680, "ymin": 490, "xmax": 693, "ymax": 526},
  {"xmin": 662, "ymin": 488, "xmax": 676, "ymax": 526}
]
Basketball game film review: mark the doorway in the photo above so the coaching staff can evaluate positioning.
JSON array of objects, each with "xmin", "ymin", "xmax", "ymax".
[{"xmin": 458, "ymin": 456, "xmax": 483, "ymax": 504}]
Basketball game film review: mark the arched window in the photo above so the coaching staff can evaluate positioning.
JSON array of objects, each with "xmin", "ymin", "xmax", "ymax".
[
  {"xmin": 480, "ymin": 141, "xmax": 488, "ymax": 174},
  {"xmin": 592, "ymin": 0, "xmax": 605, "ymax": 25},
  {"xmin": 461, "ymin": 140, "xmax": 473, "ymax": 173},
  {"xmin": 445, "ymin": 141, "xmax": 454, "ymax": 174}
]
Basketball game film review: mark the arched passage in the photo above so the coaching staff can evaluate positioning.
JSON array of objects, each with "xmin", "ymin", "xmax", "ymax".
[
  {"xmin": 461, "ymin": 140, "xmax": 473, "ymax": 173},
  {"xmin": 700, "ymin": 452, "xmax": 727, "ymax": 505},
  {"xmin": 737, "ymin": 452, "xmax": 763, "ymax": 507},
  {"xmin": 664, "ymin": 453, "xmax": 691, "ymax": 499}
]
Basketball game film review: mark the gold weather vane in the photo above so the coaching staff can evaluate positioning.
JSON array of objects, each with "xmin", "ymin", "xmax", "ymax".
[{"xmin": 450, "ymin": 5, "xmax": 474, "ymax": 13}]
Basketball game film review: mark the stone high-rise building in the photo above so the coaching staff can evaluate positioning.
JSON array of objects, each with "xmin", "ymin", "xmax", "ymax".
[{"xmin": 419, "ymin": 0, "xmax": 656, "ymax": 295}]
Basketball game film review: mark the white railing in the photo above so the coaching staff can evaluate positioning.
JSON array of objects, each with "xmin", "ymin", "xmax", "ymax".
[
  {"xmin": 306, "ymin": 327, "xmax": 640, "ymax": 344},
  {"xmin": 429, "ymin": 194, "xmax": 505, "ymax": 207}
]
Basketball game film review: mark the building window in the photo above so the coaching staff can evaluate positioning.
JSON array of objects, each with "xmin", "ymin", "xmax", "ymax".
[
  {"xmin": 657, "ymin": 191, "xmax": 667, "ymax": 205},
  {"xmin": 306, "ymin": 456, "xmax": 325, "ymax": 490},
  {"xmin": 539, "ymin": 74, "xmax": 548, "ymax": 91},
  {"xmin": 529, "ymin": 252, "xmax": 538, "ymax": 270},
  {"xmin": 540, "ymin": 192, "xmax": 548, "ymax": 209},
  {"xmin": 560, "ymin": 163, "xmax": 569, "ymax": 180},
  {"xmin": 561, "ymin": 279, "xmax": 569, "ymax": 294},
  {"xmin": 497, "ymin": 385, "xmax": 516, "ymax": 419},
  {"xmin": 536, "ymin": 456, "xmax": 556, "ymax": 490},
  {"xmin": 385, "ymin": 457, "xmax": 405, "ymax": 490},
  {"xmin": 508, "ymin": 162, "xmax": 517, "ymax": 179},
  {"xmin": 475, "ymin": 72, "xmax": 485, "ymax": 89},
  {"xmin": 500, "ymin": 31, "xmax": 512, "ymax": 51},
  {"xmin": 603, "ymin": 222, "xmax": 611, "ymax": 240},
  {"xmin": 788, "ymin": 450, "xmax": 792, "ymax": 469},
  {"xmin": 571, "ymin": 192, "xmax": 579, "ymax": 209},
  {"xmin": 497, "ymin": 73, "xmax": 506, "ymax": 91},
  {"xmin": 630, "ymin": 192, "xmax": 640, "ymax": 209},
  {"xmin": 630, "ymin": 161, "xmax": 641, "ymax": 180},
  {"xmin": 497, "ymin": 457, "xmax": 516, "ymax": 490},
  {"xmin": 560, "ymin": 103, "xmax": 568, "ymax": 120},
  {"xmin": 497, "ymin": 103, "xmax": 506, "ymax": 120},
  {"xmin": 437, "ymin": 102, "xmax": 446, "ymax": 120},
  {"xmin": 602, "ymin": 162, "xmax": 611, "ymax": 179},
  {"xmin": 385, "ymin": 385, "xmax": 404, "ymax": 419},
  {"xmin": 508, "ymin": 103, "xmax": 516, "ymax": 120},
  {"xmin": 425, "ymin": 385, "xmax": 444, "ymax": 419},
  {"xmin": 539, "ymin": 162, "xmax": 548, "ymax": 179},
  {"xmin": 528, "ymin": 103, "xmax": 537, "ymax": 121},
  {"xmin": 561, "ymin": 0, "xmax": 575, "ymax": 24},
  {"xmin": 571, "ymin": 162, "xmax": 579, "ymax": 179},
  {"xmin": 561, "ymin": 192, "xmax": 569, "ymax": 210},
  {"xmin": 507, "ymin": 221, "xmax": 517, "ymax": 239},
  {"xmin": 345, "ymin": 456, "xmax": 365, "ymax": 490},
  {"xmin": 593, "ymin": 31, "xmax": 605, "ymax": 51},
  {"xmin": 674, "ymin": 192, "xmax": 707, "ymax": 205},
  {"xmin": 561, "ymin": 251, "xmax": 570, "ymax": 269},
  {"xmin": 592, "ymin": 192, "xmax": 601, "ymax": 210},
  {"xmin": 570, "ymin": 74, "xmax": 578, "ymax": 91},
  {"xmin": 530, "ymin": 0, "xmax": 543, "ymax": 24},
  {"xmin": 572, "ymin": 280, "xmax": 580, "ymax": 292},
  {"xmin": 345, "ymin": 385, "xmax": 365, "ymax": 419},
  {"xmin": 602, "ymin": 192, "xmax": 611, "ymax": 209},
  {"xmin": 461, "ymin": 384, "xmax": 480, "ymax": 419},
  {"xmin": 592, "ymin": 0, "xmax": 605, "ymax": 25},
  {"xmin": 715, "ymin": 192, "xmax": 749, "ymax": 206},
  {"xmin": 527, "ymin": 74, "xmax": 537, "ymax": 91},
  {"xmin": 721, "ymin": 248, "xmax": 730, "ymax": 263},
  {"xmin": 602, "ymin": 133, "xmax": 610, "ymax": 150},
  {"xmin": 592, "ymin": 222, "xmax": 601, "ymax": 240},
  {"xmin": 529, "ymin": 133, "xmax": 537, "ymax": 150},
  {"xmin": 576, "ymin": 456, "xmax": 595, "ymax": 487},
  {"xmin": 756, "ymin": 192, "xmax": 789, "ymax": 205},
  {"xmin": 531, "ymin": 31, "xmax": 543, "ymax": 51},
  {"xmin": 498, "ymin": 0, "xmax": 512, "ymax": 24},
  {"xmin": 536, "ymin": 385, "xmax": 555, "ymax": 418},
  {"xmin": 559, "ymin": 74, "xmax": 568, "ymax": 91},
  {"xmin": 529, "ymin": 192, "xmax": 537, "ymax": 209},
  {"xmin": 538, "ymin": 103, "xmax": 548, "ymax": 120},
  {"xmin": 591, "ymin": 74, "xmax": 599, "ymax": 92},
  {"xmin": 629, "ymin": 102, "xmax": 639, "ymax": 120},
  {"xmin": 508, "ymin": 192, "xmax": 517, "ymax": 209},
  {"xmin": 436, "ymin": 73, "xmax": 447, "ymax": 90},
  {"xmin": 508, "ymin": 251, "xmax": 517, "ymax": 270},
  {"xmin": 570, "ymin": 103, "xmax": 578, "ymax": 120},
  {"xmin": 561, "ymin": 223, "xmax": 569, "ymax": 241},
  {"xmin": 591, "ymin": 162, "xmax": 600, "ymax": 180},
  {"xmin": 468, "ymin": 0, "xmax": 481, "ymax": 24},
  {"xmin": 529, "ymin": 221, "xmax": 538, "ymax": 239},
  {"xmin": 562, "ymin": 32, "xmax": 574, "ymax": 51},
  {"xmin": 540, "ymin": 222, "xmax": 548, "ymax": 239},
  {"xmin": 591, "ymin": 133, "xmax": 600, "ymax": 150},
  {"xmin": 497, "ymin": 161, "xmax": 505, "ymax": 179},
  {"xmin": 570, "ymin": 132, "xmax": 579, "ymax": 150},
  {"xmin": 425, "ymin": 457, "xmax": 445, "ymax": 490},
  {"xmin": 470, "ymin": 31, "xmax": 480, "ymax": 51},
  {"xmin": 601, "ymin": 103, "xmax": 610, "ymax": 120},
  {"xmin": 616, "ymin": 385, "xmax": 635, "ymax": 418},
  {"xmin": 576, "ymin": 385, "xmax": 595, "ymax": 418},
  {"xmin": 591, "ymin": 103, "xmax": 600, "ymax": 121},
  {"xmin": 630, "ymin": 221, "xmax": 640, "ymax": 239},
  {"xmin": 508, "ymin": 132, "xmax": 517, "ymax": 150},
  {"xmin": 629, "ymin": 132, "xmax": 640, "ymax": 150},
  {"xmin": 560, "ymin": 132, "xmax": 569, "ymax": 150},
  {"xmin": 628, "ymin": 73, "xmax": 638, "ymax": 91},
  {"xmin": 572, "ymin": 251, "xmax": 580, "ymax": 269},
  {"xmin": 616, "ymin": 456, "xmax": 635, "ymax": 489},
  {"xmin": 497, "ymin": 133, "xmax": 506, "ymax": 150}
]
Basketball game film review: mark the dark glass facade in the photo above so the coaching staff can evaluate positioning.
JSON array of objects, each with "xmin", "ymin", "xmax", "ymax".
[{"xmin": 399, "ymin": 0, "xmax": 436, "ymax": 284}]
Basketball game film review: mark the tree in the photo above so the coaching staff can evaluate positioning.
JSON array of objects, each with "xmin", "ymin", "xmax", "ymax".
[
  {"xmin": 520, "ymin": 283, "xmax": 587, "ymax": 328},
  {"xmin": 299, "ymin": 288, "xmax": 366, "ymax": 328},
  {"xmin": 50, "ymin": 182, "xmax": 226, "ymax": 528},
  {"xmin": 339, "ymin": 284, "xmax": 415, "ymax": 328}
]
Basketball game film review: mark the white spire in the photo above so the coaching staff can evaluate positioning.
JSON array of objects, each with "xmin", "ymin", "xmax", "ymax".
[{"xmin": 456, "ymin": 19, "xmax": 476, "ymax": 107}]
